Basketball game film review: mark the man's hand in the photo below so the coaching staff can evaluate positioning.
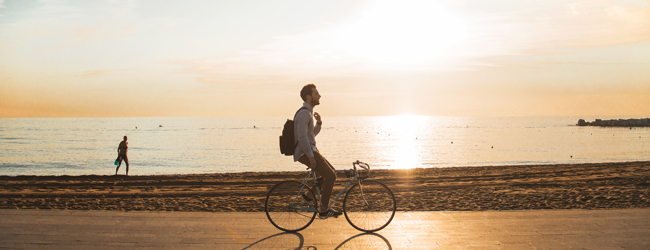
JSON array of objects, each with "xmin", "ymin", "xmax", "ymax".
[
  {"xmin": 309, "ymin": 157, "xmax": 317, "ymax": 170},
  {"xmin": 314, "ymin": 112, "xmax": 322, "ymax": 124}
]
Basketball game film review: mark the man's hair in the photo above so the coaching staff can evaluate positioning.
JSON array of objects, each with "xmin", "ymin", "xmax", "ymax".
[
  {"xmin": 300, "ymin": 83, "xmax": 317, "ymax": 102},
  {"xmin": 124, "ymin": 136, "xmax": 127, "ymax": 140}
]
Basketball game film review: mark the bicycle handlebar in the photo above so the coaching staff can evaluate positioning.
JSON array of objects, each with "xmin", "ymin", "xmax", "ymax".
[{"xmin": 353, "ymin": 160, "xmax": 370, "ymax": 178}]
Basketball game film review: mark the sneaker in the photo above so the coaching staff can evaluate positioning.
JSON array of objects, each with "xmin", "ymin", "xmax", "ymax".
[{"xmin": 318, "ymin": 208, "xmax": 342, "ymax": 219}]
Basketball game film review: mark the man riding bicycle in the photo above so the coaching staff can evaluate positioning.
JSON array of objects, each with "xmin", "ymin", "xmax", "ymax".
[{"xmin": 294, "ymin": 83, "xmax": 342, "ymax": 219}]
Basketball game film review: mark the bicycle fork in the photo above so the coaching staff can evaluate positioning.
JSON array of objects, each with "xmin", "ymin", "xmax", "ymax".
[{"xmin": 357, "ymin": 180, "xmax": 372, "ymax": 209}]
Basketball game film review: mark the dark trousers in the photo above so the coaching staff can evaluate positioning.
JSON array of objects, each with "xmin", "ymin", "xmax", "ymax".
[{"xmin": 298, "ymin": 149, "xmax": 336, "ymax": 211}]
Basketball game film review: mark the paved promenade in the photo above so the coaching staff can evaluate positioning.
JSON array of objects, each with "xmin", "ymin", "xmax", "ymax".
[{"xmin": 1, "ymin": 208, "xmax": 649, "ymax": 249}]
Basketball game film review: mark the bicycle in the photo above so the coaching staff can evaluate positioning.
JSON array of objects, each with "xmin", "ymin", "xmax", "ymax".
[{"xmin": 265, "ymin": 160, "xmax": 396, "ymax": 232}]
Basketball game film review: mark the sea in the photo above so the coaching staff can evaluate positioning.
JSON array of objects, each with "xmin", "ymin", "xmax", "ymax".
[{"xmin": 1, "ymin": 116, "xmax": 649, "ymax": 176}]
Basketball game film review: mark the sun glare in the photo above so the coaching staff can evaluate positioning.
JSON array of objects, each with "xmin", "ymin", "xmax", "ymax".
[{"xmin": 340, "ymin": 0, "xmax": 469, "ymax": 66}]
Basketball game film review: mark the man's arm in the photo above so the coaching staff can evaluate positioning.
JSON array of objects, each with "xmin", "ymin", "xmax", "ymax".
[{"xmin": 313, "ymin": 112, "xmax": 322, "ymax": 136}]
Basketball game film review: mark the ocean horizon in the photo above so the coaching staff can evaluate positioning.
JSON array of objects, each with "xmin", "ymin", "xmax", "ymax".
[{"xmin": 1, "ymin": 116, "xmax": 649, "ymax": 176}]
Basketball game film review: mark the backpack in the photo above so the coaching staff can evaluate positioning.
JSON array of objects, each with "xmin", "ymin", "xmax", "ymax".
[{"xmin": 279, "ymin": 107, "xmax": 307, "ymax": 156}]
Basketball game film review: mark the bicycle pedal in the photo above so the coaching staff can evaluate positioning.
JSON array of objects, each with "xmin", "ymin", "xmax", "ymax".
[{"xmin": 301, "ymin": 193, "xmax": 313, "ymax": 202}]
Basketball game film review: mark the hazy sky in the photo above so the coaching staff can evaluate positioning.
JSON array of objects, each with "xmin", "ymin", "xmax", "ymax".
[{"xmin": 1, "ymin": 0, "xmax": 649, "ymax": 117}]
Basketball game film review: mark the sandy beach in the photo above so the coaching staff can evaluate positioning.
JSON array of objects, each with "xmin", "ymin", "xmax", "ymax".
[{"xmin": 1, "ymin": 161, "xmax": 649, "ymax": 212}]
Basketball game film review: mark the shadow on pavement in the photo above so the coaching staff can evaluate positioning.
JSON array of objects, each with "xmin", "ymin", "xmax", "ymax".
[
  {"xmin": 242, "ymin": 232, "xmax": 307, "ymax": 249},
  {"xmin": 242, "ymin": 232, "xmax": 391, "ymax": 249},
  {"xmin": 334, "ymin": 233, "xmax": 392, "ymax": 250}
]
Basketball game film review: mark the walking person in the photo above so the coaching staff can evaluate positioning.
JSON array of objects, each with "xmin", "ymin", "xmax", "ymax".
[
  {"xmin": 116, "ymin": 136, "xmax": 129, "ymax": 175},
  {"xmin": 294, "ymin": 83, "xmax": 342, "ymax": 219}
]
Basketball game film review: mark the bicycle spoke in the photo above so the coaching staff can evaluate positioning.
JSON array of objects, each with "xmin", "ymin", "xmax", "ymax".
[
  {"xmin": 343, "ymin": 180, "xmax": 396, "ymax": 232},
  {"xmin": 265, "ymin": 181, "xmax": 317, "ymax": 232}
]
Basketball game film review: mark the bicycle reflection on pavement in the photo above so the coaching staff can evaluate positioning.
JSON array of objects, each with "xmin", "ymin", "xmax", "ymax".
[
  {"xmin": 241, "ymin": 232, "xmax": 308, "ymax": 249},
  {"xmin": 334, "ymin": 233, "xmax": 392, "ymax": 250},
  {"xmin": 242, "ymin": 232, "xmax": 392, "ymax": 250}
]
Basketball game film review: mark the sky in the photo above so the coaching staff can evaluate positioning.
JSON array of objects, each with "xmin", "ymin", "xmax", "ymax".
[{"xmin": 1, "ymin": 0, "xmax": 649, "ymax": 117}]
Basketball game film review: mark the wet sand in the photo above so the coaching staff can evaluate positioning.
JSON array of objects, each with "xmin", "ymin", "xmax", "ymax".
[{"xmin": 1, "ymin": 161, "xmax": 649, "ymax": 212}]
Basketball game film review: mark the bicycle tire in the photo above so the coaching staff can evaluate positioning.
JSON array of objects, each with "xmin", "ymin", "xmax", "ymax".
[
  {"xmin": 343, "ymin": 180, "xmax": 396, "ymax": 232},
  {"xmin": 265, "ymin": 180, "xmax": 317, "ymax": 232}
]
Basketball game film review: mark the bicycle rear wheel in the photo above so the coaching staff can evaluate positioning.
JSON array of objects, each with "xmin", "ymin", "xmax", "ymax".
[
  {"xmin": 265, "ymin": 181, "xmax": 317, "ymax": 232},
  {"xmin": 343, "ymin": 180, "xmax": 396, "ymax": 232}
]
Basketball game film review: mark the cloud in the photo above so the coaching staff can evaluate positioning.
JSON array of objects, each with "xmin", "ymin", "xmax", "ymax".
[
  {"xmin": 484, "ymin": 1, "xmax": 650, "ymax": 51},
  {"xmin": 71, "ymin": 69, "xmax": 133, "ymax": 78},
  {"xmin": 172, "ymin": 0, "xmax": 481, "ymax": 81},
  {"xmin": 175, "ymin": 0, "xmax": 650, "ymax": 80},
  {"xmin": 551, "ymin": 2, "xmax": 650, "ymax": 47},
  {"xmin": 0, "ymin": 0, "xmax": 142, "ymax": 52}
]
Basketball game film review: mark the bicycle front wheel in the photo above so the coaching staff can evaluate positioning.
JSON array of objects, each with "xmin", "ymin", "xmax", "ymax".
[
  {"xmin": 265, "ymin": 181, "xmax": 317, "ymax": 232},
  {"xmin": 343, "ymin": 180, "xmax": 396, "ymax": 232}
]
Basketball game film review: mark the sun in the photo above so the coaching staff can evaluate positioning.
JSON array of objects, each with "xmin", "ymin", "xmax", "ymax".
[{"xmin": 339, "ymin": 0, "xmax": 470, "ymax": 66}]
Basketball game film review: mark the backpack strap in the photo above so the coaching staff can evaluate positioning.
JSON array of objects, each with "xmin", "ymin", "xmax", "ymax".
[{"xmin": 293, "ymin": 107, "xmax": 308, "ymax": 120}]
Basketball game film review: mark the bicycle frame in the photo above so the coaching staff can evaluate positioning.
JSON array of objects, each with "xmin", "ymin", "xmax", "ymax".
[{"xmin": 290, "ymin": 160, "xmax": 370, "ymax": 213}]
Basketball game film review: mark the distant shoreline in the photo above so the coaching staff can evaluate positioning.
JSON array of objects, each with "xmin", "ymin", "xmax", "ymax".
[
  {"xmin": 1, "ymin": 161, "xmax": 649, "ymax": 212},
  {"xmin": 577, "ymin": 118, "xmax": 650, "ymax": 127}
]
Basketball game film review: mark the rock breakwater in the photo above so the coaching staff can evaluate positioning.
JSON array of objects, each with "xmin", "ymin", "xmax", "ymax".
[{"xmin": 577, "ymin": 118, "xmax": 650, "ymax": 127}]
